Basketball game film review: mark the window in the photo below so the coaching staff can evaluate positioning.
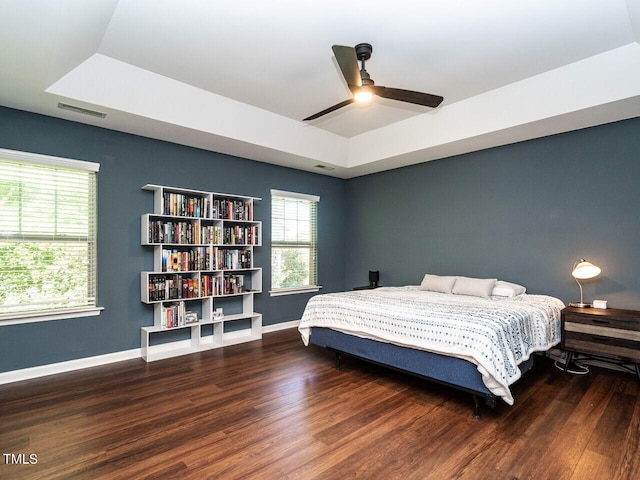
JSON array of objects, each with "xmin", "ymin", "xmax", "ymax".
[
  {"xmin": 270, "ymin": 189, "xmax": 320, "ymax": 295},
  {"xmin": 0, "ymin": 148, "xmax": 100, "ymax": 322}
]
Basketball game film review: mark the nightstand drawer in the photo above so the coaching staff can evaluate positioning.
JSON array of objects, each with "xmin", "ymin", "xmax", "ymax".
[
  {"xmin": 561, "ymin": 306, "xmax": 640, "ymax": 364},
  {"xmin": 563, "ymin": 313, "xmax": 640, "ymax": 332},
  {"xmin": 563, "ymin": 332, "xmax": 640, "ymax": 363},
  {"xmin": 563, "ymin": 321, "xmax": 640, "ymax": 342}
]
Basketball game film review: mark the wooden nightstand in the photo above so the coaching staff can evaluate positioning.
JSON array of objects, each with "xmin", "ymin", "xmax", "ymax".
[{"xmin": 561, "ymin": 306, "xmax": 640, "ymax": 381}]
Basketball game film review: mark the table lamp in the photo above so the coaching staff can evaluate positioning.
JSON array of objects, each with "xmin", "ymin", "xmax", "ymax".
[{"xmin": 569, "ymin": 259, "xmax": 601, "ymax": 308}]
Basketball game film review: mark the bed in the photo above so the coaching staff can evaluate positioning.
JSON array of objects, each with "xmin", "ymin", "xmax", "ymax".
[{"xmin": 298, "ymin": 278, "xmax": 564, "ymax": 417}]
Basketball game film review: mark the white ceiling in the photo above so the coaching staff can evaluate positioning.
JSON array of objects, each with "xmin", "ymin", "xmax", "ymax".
[{"xmin": 1, "ymin": 0, "xmax": 639, "ymax": 178}]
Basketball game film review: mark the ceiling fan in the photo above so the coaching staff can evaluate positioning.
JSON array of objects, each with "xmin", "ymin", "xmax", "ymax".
[{"xmin": 303, "ymin": 43, "xmax": 444, "ymax": 121}]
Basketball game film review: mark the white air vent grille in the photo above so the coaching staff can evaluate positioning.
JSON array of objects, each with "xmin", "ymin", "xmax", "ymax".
[{"xmin": 57, "ymin": 103, "xmax": 106, "ymax": 118}]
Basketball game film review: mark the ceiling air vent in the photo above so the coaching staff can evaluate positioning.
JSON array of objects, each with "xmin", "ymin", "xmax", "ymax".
[
  {"xmin": 314, "ymin": 164, "xmax": 335, "ymax": 171},
  {"xmin": 58, "ymin": 102, "xmax": 106, "ymax": 118}
]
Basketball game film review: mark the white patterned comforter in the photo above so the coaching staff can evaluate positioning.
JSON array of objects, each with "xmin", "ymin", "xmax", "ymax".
[{"xmin": 298, "ymin": 286, "xmax": 564, "ymax": 405}]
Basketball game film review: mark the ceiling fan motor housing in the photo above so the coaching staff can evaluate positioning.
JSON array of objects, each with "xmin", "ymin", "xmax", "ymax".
[
  {"xmin": 355, "ymin": 43, "xmax": 374, "ymax": 85},
  {"xmin": 355, "ymin": 43, "xmax": 372, "ymax": 61}
]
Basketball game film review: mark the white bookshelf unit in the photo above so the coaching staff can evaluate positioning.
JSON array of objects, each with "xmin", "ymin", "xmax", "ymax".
[{"xmin": 140, "ymin": 184, "xmax": 262, "ymax": 362}]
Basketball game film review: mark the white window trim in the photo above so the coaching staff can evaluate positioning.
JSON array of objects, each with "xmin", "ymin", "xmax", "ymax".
[
  {"xmin": 0, "ymin": 148, "xmax": 101, "ymax": 324},
  {"xmin": 0, "ymin": 307, "xmax": 104, "ymax": 326},
  {"xmin": 269, "ymin": 286, "xmax": 322, "ymax": 297},
  {"xmin": 0, "ymin": 147, "xmax": 100, "ymax": 172},
  {"xmin": 270, "ymin": 189, "xmax": 319, "ymax": 203},
  {"xmin": 270, "ymin": 189, "xmax": 320, "ymax": 296}
]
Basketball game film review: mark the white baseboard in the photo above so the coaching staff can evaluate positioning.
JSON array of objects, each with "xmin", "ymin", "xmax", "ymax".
[
  {"xmin": 0, "ymin": 348, "xmax": 141, "ymax": 386},
  {"xmin": 262, "ymin": 320, "xmax": 300, "ymax": 333},
  {"xmin": 0, "ymin": 322, "xmax": 301, "ymax": 385}
]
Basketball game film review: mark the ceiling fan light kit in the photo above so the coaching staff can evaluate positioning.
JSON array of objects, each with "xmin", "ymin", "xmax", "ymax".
[
  {"xmin": 354, "ymin": 88, "xmax": 373, "ymax": 103},
  {"xmin": 304, "ymin": 42, "xmax": 443, "ymax": 121}
]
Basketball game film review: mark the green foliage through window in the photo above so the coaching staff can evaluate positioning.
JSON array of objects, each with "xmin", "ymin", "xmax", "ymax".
[
  {"xmin": 0, "ymin": 151, "xmax": 98, "ymax": 318},
  {"xmin": 271, "ymin": 191, "xmax": 318, "ymax": 291}
]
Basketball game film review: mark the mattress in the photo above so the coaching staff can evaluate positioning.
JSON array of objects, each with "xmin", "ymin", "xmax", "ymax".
[{"xmin": 299, "ymin": 286, "xmax": 564, "ymax": 404}]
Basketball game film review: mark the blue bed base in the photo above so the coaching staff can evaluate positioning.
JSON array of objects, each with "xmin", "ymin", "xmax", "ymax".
[{"xmin": 309, "ymin": 327, "xmax": 534, "ymax": 417}]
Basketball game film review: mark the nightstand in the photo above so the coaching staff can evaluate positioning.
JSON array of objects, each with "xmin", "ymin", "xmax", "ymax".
[{"xmin": 561, "ymin": 306, "xmax": 640, "ymax": 381}]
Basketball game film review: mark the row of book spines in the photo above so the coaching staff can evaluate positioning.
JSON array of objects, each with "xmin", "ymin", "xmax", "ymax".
[
  {"xmin": 223, "ymin": 274, "xmax": 245, "ymax": 295},
  {"xmin": 160, "ymin": 193, "xmax": 253, "ymax": 221},
  {"xmin": 224, "ymin": 225, "xmax": 259, "ymax": 245},
  {"xmin": 149, "ymin": 221, "xmax": 200, "ymax": 244},
  {"xmin": 162, "ymin": 193, "xmax": 210, "ymax": 218},
  {"xmin": 217, "ymin": 249, "xmax": 252, "ymax": 270},
  {"xmin": 148, "ymin": 272, "xmax": 252, "ymax": 301},
  {"xmin": 213, "ymin": 199, "xmax": 253, "ymax": 221},
  {"xmin": 148, "ymin": 275, "xmax": 200, "ymax": 301},
  {"xmin": 161, "ymin": 301, "xmax": 186, "ymax": 329},
  {"xmin": 211, "ymin": 226, "xmax": 262, "ymax": 245},
  {"xmin": 162, "ymin": 248, "xmax": 211, "ymax": 272},
  {"xmin": 201, "ymin": 274, "xmax": 245, "ymax": 296},
  {"xmin": 149, "ymin": 222, "xmax": 259, "ymax": 245},
  {"xmin": 160, "ymin": 248, "xmax": 252, "ymax": 272},
  {"xmin": 200, "ymin": 225, "xmax": 259, "ymax": 245}
]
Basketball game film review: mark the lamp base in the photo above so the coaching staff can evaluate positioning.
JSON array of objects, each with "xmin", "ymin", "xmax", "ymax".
[{"xmin": 569, "ymin": 302, "xmax": 592, "ymax": 308}]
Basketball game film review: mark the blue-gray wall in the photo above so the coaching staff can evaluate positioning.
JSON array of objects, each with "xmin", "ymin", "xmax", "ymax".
[
  {"xmin": 345, "ymin": 117, "xmax": 640, "ymax": 310},
  {"xmin": 0, "ymin": 107, "xmax": 346, "ymax": 372},
  {"xmin": 1, "ymin": 106, "xmax": 639, "ymax": 374}
]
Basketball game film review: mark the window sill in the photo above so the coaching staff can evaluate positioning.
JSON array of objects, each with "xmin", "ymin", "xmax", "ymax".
[
  {"xmin": 269, "ymin": 286, "xmax": 322, "ymax": 297},
  {"xmin": 0, "ymin": 307, "xmax": 103, "ymax": 326}
]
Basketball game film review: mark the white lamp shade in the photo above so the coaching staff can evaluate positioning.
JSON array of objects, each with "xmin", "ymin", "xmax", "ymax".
[{"xmin": 572, "ymin": 260, "xmax": 601, "ymax": 279}]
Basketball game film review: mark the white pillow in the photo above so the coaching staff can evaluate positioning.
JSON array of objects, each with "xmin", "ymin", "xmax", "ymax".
[
  {"xmin": 452, "ymin": 276, "xmax": 497, "ymax": 299},
  {"xmin": 491, "ymin": 280, "xmax": 526, "ymax": 297},
  {"xmin": 419, "ymin": 274, "xmax": 458, "ymax": 294}
]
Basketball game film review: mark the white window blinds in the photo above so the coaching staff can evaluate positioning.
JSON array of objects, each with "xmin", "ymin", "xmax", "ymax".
[
  {"xmin": 0, "ymin": 149, "xmax": 99, "ymax": 320},
  {"xmin": 271, "ymin": 189, "xmax": 319, "ymax": 294}
]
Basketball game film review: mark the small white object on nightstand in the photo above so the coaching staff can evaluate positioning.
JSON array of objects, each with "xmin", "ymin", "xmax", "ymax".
[{"xmin": 592, "ymin": 299, "xmax": 608, "ymax": 309}]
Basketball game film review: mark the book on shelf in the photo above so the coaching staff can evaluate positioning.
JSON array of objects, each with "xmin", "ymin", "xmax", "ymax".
[
  {"xmin": 223, "ymin": 274, "xmax": 245, "ymax": 294},
  {"xmin": 201, "ymin": 224, "xmax": 222, "ymax": 244},
  {"xmin": 201, "ymin": 274, "xmax": 222, "ymax": 297},
  {"xmin": 148, "ymin": 275, "xmax": 165, "ymax": 301},
  {"xmin": 162, "ymin": 192, "xmax": 210, "ymax": 218},
  {"xmin": 212, "ymin": 199, "xmax": 253, "ymax": 221},
  {"xmin": 161, "ymin": 301, "xmax": 187, "ymax": 329},
  {"xmin": 223, "ymin": 225, "xmax": 259, "ymax": 245},
  {"xmin": 162, "ymin": 247, "xmax": 211, "ymax": 272},
  {"xmin": 149, "ymin": 220, "xmax": 200, "ymax": 244},
  {"xmin": 216, "ymin": 248, "xmax": 252, "ymax": 270},
  {"xmin": 148, "ymin": 274, "xmax": 200, "ymax": 301}
]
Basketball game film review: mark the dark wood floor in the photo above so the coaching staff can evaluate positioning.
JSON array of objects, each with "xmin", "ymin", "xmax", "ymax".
[{"xmin": 1, "ymin": 328, "xmax": 639, "ymax": 480}]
